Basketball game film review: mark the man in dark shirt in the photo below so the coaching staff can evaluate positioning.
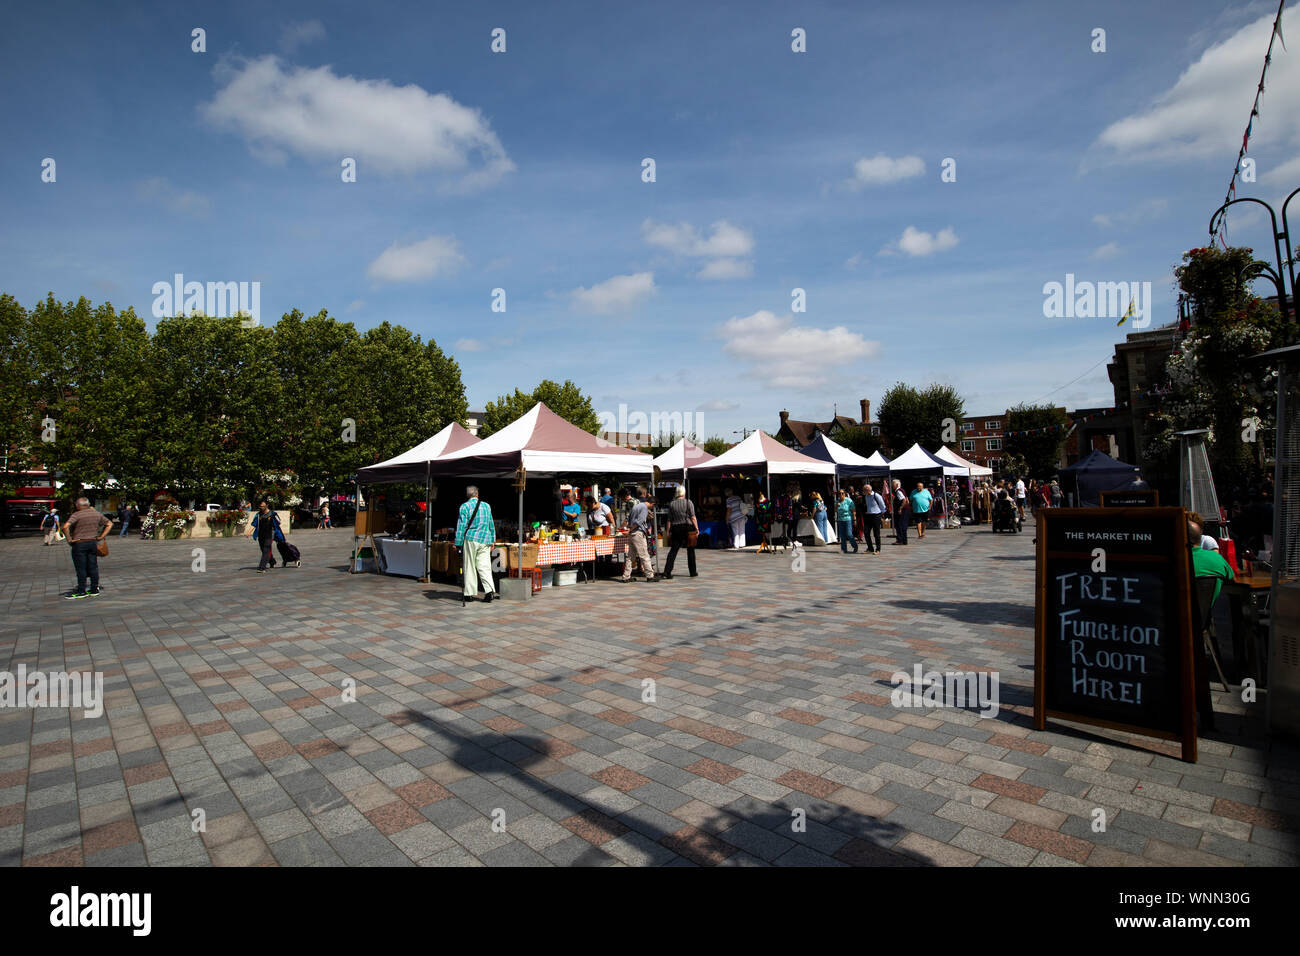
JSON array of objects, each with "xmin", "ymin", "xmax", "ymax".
[{"xmin": 662, "ymin": 486, "xmax": 698, "ymax": 579}]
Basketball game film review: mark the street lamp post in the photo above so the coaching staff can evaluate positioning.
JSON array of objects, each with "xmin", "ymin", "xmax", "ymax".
[{"xmin": 1207, "ymin": 187, "xmax": 1299, "ymax": 326}]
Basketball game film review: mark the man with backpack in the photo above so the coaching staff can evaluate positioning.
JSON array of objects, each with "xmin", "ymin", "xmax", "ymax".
[{"xmin": 41, "ymin": 504, "xmax": 61, "ymax": 545}]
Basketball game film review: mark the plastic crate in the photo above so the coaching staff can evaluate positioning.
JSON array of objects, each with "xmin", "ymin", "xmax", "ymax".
[{"xmin": 508, "ymin": 567, "xmax": 544, "ymax": 594}]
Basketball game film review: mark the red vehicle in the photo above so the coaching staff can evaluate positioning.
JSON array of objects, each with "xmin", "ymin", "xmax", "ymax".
[{"xmin": 4, "ymin": 471, "xmax": 57, "ymax": 533}]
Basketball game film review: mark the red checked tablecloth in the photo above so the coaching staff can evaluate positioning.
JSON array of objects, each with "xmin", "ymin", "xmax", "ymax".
[
  {"xmin": 591, "ymin": 535, "xmax": 630, "ymax": 556},
  {"xmin": 535, "ymin": 540, "xmax": 596, "ymax": 565}
]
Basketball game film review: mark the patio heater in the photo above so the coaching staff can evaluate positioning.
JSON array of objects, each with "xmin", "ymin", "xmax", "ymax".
[
  {"xmin": 1175, "ymin": 430, "xmax": 1220, "ymax": 535},
  {"xmin": 1253, "ymin": 345, "xmax": 1300, "ymax": 736}
]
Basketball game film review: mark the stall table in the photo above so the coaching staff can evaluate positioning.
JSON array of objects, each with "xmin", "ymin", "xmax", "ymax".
[
  {"xmin": 1222, "ymin": 572, "xmax": 1283, "ymax": 685},
  {"xmin": 374, "ymin": 536, "xmax": 427, "ymax": 578}
]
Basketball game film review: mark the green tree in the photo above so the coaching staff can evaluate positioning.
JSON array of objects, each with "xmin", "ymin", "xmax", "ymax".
[
  {"xmin": 0, "ymin": 294, "xmax": 34, "ymax": 499},
  {"xmin": 146, "ymin": 313, "xmax": 268, "ymax": 500},
  {"xmin": 700, "ymin": 436, "xmax": 731, "ymax": 457},
  {"xmin": 1004, "ymin": 403, "xmax": 1069, "ymax": 477},
  {"xmin": 877, "ymin": 382, "xmax": 965, "ymax": 453},
  {"xmin": 25, "ymin": 294, "xmax": 157, "ymax": 498},
  {"xmin": 1148, "ymin": 245, "xmax": 1291, "ymax": 496},
  {"xmin": 353, "ymin": 322, "xmax": 468, "ymax": 469},
  {"xmin": 479, "ymin": 379, "xmax": 600, "ymax": 437},
  {"xmin": 834, "ymin": 424, "xmax": 883, "ymax": 459}
]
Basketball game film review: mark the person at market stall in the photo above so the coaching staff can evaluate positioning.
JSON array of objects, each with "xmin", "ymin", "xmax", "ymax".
[
  {"xmin": 862, "ymin": 482, "xmax": 886, "ymax": 553},
  {"xmin": 755, "ymin": 491, "xmax": 774, "ymax": 551},
  {"xmin": 561, "ymin": 491, "xmax": 582, "ymax": 526},
  {"xmin": 455, "ymin": 485, "xmax": 497, "ymax": 603},
  {"xmin": 662, "ymin": 486, "xmax": 699, "ymax": 579},
  {"xmin": 909, "ymin": 481, "xmax": 932, "ymax": 539},
  {"xmin": 891, "ymin": 479, "xmax": 910, "ymax": 545},
  {"xmin": 810, "ymin": 491, "xmax": 829, "ymax": 544},
  {"xmin": 600, "ymin": 487, "xmax": 614, "ymax": 510},
  {"xmin": 835, "ymin": 489, "xmax": 857, "ymax": 554},
  {"xmin": 617, "ymin": 488, "xmax": 658, "ymax": 582},
  {"xmin": 725, "ymin": 488, "xmax": 747, "ymax": 549},
  {"xmin": 585, "ymin": 494, "xmax": 613, "ymax": 536}
]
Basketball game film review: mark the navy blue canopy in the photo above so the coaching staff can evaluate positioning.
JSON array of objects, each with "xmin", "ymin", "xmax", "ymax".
[
  {"xmin": 1059, "ymin": 449, "xmax": 1140, "ymax": 506},
  {"xmin": 800, "ymin": 434, "xmax": 891, "ymax": 477}
]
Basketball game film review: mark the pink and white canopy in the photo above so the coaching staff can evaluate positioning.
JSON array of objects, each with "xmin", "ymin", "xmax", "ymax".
[
  {"xmin": 652, "ymin": 438, "xmax": 716, "ymax": 480},
  {"xmin": 357, "ymin": 421, "xmax": 481, "ymax": 484},
  {"xmin": 934, "ymin": 445, "xmax": 993, "ymax": 477},
  {"xmin": 687, "ymin": 430, "xmax": 836, "ymax": 477},
  {"xmin": 430, "ymin": 403, "xmax": 653, "ymax": 478}
]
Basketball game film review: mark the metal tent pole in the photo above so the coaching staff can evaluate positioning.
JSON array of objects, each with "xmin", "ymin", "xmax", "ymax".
[{"xmin": 423, "ymin": 464, "xmax": 432, "ymax": 581}]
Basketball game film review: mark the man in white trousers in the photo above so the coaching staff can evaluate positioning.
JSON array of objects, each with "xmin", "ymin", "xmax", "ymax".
[
  {"xmin": 456, "ymin": 485, "xmax": 496, "ymax": 604},
  {"xmin": 725, "ymin": 489, "xmax": 746, "ymax": 549}
]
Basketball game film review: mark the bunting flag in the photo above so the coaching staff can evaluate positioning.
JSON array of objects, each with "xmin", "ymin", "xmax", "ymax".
[
  {"xmin": 1116, "ymin": 299, "xmax": 1136, "ymax": 327},
  {"xmin": 1211, "ymin": 0, "xmax": 1289, "ymax": 247}
]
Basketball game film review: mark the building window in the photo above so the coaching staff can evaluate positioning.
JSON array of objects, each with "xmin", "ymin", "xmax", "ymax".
[
  {"xmin": 869, "ymin": 425, "xmax": 880, "ymax": 436},
  {"xmin": 986, "ymin": 438, "xmax": 1002, "ymax": 451},
  {"xmin": 985, "ymin": 420, "xmax": 1001, "ymax": 430},
  {"xmin": 960, "ymin": 422, "xmax": 974, "ymax": 433},
  {"xmin": 960, "ymin": 439, "xmax": 975, "ymax": 453},
  {"xmin": 988, "ymin": 458, "xmax": 1001, "ymax": 472}
]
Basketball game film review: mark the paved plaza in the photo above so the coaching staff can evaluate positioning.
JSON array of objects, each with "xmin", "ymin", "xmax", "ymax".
[{"xmin": 1, "ymin": 526, "xmax": 1297, "ymax": 867}]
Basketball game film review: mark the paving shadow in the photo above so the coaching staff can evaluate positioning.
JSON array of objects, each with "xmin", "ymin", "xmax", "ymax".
[
  {"xmin": 395, "ymin": 710, "xmax": 931, "ymax": 867},
  {"xmin": 884, "ymin": 598, "xmax": 1034, "ymax": 629}
]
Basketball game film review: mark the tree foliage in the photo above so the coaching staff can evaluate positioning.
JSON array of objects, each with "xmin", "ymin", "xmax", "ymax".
[
  {"xmin": 0, "ymin": 292, "xmax": 469, "ymax": 504},
  {"xmin": 834, "ymin": 424, "xmax": 883, "ymax": 459},
  {"xmin": 1149, "ymin": 245, "xmax": 1291, "ymax": 497},
  {"xmin": 877, "ymin": 382, "xmax": 965, "ymax": 454},
  {"xmin": 1004, "ymin": 403, "xmax": 1069, "ymax": 477},
  {"xmin": 700, "ymin": 436, "xmax": 732, "ymax": 457},
  {"xmin": 479, "ymin": 379, "xmax": 600, "ymax": 437}
]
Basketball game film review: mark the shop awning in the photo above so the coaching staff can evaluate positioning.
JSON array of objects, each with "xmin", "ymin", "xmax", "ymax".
[
  {"xmin": 933, "ymin": 445, "xmax": 993, "ymax": 477},
  {"xmin": 888, "ymin": 443, "xmax": 968, "ymax": 475},
  {"xmin": 688, "ymin": 430, "xmax": 836, "ymax": 477},
  {"xmin": 429, "ymin": 403, "xmax": 653, "ymax": 478},
  {"xmin": 357, "ymin": 421, "xmax": 481, "ymax": 485},
  {"xmin": 652, "ymin": 438, "xmax": 716, "ymax": 480},
  {"xmin": 800, "ymin": 434, "xmax": 890, "ymax": 476}
]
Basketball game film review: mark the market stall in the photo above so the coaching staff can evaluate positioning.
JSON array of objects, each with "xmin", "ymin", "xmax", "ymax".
[
  {"xmin": 428, "ymin": 403, "xmax": 654, "ymax": 596},
  {"xmin": 355, "ymin": 421, "xmax": 482, "ymax": 578},
  {"xmin": 933, "ymin": 445, "xmax": 991, "ymax": 525},
  {"xmin": 1059, "ymin": 449, "xmax": 1141, "ymax": 507},
  {"xmin": 888, "ymin": 443, "xmax": 967, "ymax": 529},
  {"xmin": 687, "ymin": 430, "xmax": 836, "ymax": 547}
]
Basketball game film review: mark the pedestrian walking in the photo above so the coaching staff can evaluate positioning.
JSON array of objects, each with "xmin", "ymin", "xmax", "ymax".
[
  {"xmin": 1015, "ymin": 476, "xmax": 1028, "ymax": 520},
  {"xmin": 1050, "ymin": 478, "xmax": 1063, "ymax": 508},
  {"xmin": 455, "ymin": 485, "xmax": 496, "ymax": 604},
  {"xmin": 41, "ymin": 504, "xmax": 61, "ymax": 545},
  {"xmin": 862, "ymin": 483, "xmax": 886, "ymax": 553},
  {"xmin": 910, "ymin": 482, "xmax": 932, "ymax": 539},
  {"xmin": 116, "ymin": 501, "xmax": 133, "ymax": 537},
  {"xmin": 835, "ymin": 489, "xmax": 857, "ymax": 553},
  {"xmin": 62, "ymin": 497, "xmax": 112, "ymax": 598},
  {"xmin": 810, "ymin": 491, "xmax": 829, "ymax": 544},
  {"xmin": 617, "ymin": 488, "xmax": 658, "ymax": 582},
  {"xmin": 662, "ymin": 486, "xmax": 698, "ymax": 579},
  {"xmin": 725, "ymin": 488, "xmax": 747, "ymax": 549},
  {"xmin": 891, "ymin": 479, "xmax": 910, "ymax": 545},
  {"xmin": 251, "ymin": 501, "xmax": 283, "ymax": 573}
]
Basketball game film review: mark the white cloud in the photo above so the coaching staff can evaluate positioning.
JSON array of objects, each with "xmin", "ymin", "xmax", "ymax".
[
  {"xmin": 846, "ymin": 154, "xmax": 925, "ymax": 189},
  {"xmin": 201, "ymin": 55, "xmax": 515, "ymax": 187},
  {"xmin": 1091, "ymin": 242, "xmax": 1121, "ymax": 260},
  {"xmin": 570, "ymin": 272, "xmax": 657, "ymax": 314},
  {"xmin": 346, "ymin": 299, "xmax": 364, "ymax": 312},
  {"xmin": 844, "ymin": 252, "xmax": 864, "ymax": 271},
  {"xmin": 1092, "ymin": 15, "xmax": 1300, "ymax": 165},
  {"xmin": 1092, "ymin": 198, "xmax": 1169, "ymax": 230},
  {"xmin": 698, "ymin": 399, "xmax": 738, "ymax": 412},
  {"xmin": 697, "ymin": 258, "xmax": 753, "ymax": 280},
  {"xmin": 136, "ymin": 177, "xmax": 211, "ymax": 219},
  {"xmin": 881, "ymin": 226, "xmax": 959, "ymax": 257},
  {"xmin": 718, "ymin": 310, "xmax": 880, "ymax": 389},
  {"xmin": 366, "ymin": 236, "xmax": 465, "ymax": 282},
  {"xmin": 280, "ymin": 19, "xmax": 326, "ymax": 52},
  {"xmin": 642, "ymin": 219, "xmax": 754, "ymax": 279},
  {"xmin": 455, "ymin": 338, "xmax": 484, "ymax": 352}
]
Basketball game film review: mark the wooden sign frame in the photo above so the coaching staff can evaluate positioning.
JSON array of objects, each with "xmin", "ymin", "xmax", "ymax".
[
  {"xmin": 1034, "ymin": 507, "xmax": 1198, "ymax": 762},
  {"xmin": 1099, "ymin": 489, "xmax": 1160, "ymax": 507}
]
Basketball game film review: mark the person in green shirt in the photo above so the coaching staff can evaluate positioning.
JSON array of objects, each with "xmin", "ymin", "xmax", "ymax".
[
  {"xmin": 1191, "ymin": 538, "xmax": 1235, "ymax": 605},
  {"xmin": 835, "ymin": 490, "xmax": 857, "ymax": 553}
]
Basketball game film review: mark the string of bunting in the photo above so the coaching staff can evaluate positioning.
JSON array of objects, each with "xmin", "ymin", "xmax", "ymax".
[
  {"xmin": 1002, "ymin": 389, "xmax": 1171, "ymax": 437},
  {"xmin": 1211, "ymin": 0, "xmax": 1288, "ymax": 248}
]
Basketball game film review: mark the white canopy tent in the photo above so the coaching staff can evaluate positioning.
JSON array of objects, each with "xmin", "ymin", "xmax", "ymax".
[
  {"xmin": 357, "ymin": 422, "xmax": 481, "ymax": 485},
  {"xmin": 651, "ymin": 438, "xmax": 716, "ymax": 482},
  {"xmin": 888, "ymin": 443, "xmax": 968, "ymax": 475},
  {"xmin": 933, "ymin": 445, "xmax": 993, "ymax": 477},
  {"xmin": 689, "ymin": 430, "xmax": 836, "ymax": 479}
]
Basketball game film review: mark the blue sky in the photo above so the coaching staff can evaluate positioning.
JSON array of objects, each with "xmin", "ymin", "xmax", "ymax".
[{"xmin": 3, "ymin": 0, "xmax": 1297, "ymax": 440}]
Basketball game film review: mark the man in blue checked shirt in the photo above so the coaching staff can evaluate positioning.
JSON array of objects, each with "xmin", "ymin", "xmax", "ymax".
[{"xmin": 455, "ymin": 485, "xmax": 497, "ymax": 603}]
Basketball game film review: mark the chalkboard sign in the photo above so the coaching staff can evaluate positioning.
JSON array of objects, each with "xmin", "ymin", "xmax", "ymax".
[
  {"xmin": 1034, "ymin": 507, "xmax": 1197, "ymax": 762},
  {"xmin": 1099, "ymin": 489, "xmax": 1160, "ymax": 507}
]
